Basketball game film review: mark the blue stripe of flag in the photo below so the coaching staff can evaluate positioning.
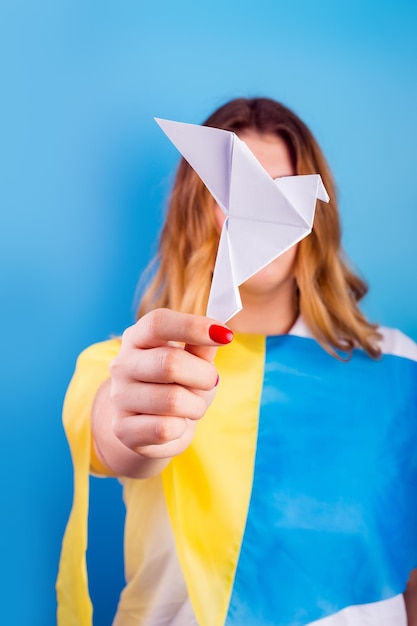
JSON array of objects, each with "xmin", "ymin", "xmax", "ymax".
[{"xmin": 226, "ymin": 335, "xmax": 417, "ymax": 626}]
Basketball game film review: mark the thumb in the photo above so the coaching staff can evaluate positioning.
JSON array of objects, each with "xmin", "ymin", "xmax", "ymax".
[{"xmin": 185, "ymin": 323, "xmax": 234, "ymax": 362}]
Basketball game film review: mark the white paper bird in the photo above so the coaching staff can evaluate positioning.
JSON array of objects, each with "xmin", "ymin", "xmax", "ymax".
[{"xmin": 155, "ymin": 117, "xmax": 330, "ymax": 323}]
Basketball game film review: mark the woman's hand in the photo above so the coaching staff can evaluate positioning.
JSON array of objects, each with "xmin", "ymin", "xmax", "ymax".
[{"xmin": 92, "ymin": 308, "xmax": 233, "ymax": 478}]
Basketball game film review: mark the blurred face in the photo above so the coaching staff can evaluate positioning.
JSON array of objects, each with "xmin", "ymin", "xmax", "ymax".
[{"xmin": 212, "ymin": 130, "xmax": 298, "ymax": 299}]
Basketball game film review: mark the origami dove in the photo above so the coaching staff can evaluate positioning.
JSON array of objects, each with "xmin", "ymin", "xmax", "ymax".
[{"xmin": 155, "ymin": 117, "xmax": 330, "ymax": 323}]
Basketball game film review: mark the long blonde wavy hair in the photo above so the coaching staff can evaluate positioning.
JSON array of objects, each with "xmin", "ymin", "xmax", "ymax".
[{"xmin": 138, "ymin": 97, "xmax": 381, "ymax": 358}]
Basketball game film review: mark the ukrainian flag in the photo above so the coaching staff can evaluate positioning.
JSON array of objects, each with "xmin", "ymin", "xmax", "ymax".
[
  {"xmin": 164, "ymin": 328, "xmax": 417, "ymax": 625},
  {"xmin": 57, "ymin": 322, "xmax": 417, "ymax": 626}
]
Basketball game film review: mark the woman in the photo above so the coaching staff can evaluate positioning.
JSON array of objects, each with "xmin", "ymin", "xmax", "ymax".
[{"xmin": 57, "ymin": 98, "xmax": 417, "ymax": 626}]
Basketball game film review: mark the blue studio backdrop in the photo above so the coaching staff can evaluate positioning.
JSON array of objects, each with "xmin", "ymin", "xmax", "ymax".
[{"xmin": 1, "ymin": 1, "xmax": 416, "ymax": 625}]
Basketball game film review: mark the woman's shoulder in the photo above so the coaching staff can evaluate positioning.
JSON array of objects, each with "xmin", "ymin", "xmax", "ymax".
[
  {"xmin": 377, "ymin": 326, "xmax": 417, "ymax": 362},
  {"xmin": 76, "ymin": 336, "xmax": 122, "ymax": 366},
  {"xmin": 289, "ymin": 315, "xmax": 417, "ymax": 363}
]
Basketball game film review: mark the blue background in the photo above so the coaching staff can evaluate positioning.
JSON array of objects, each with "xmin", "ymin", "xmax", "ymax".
[{"xmin": 1, "ymin": 1, "xmax": 416, "ymax": 624}]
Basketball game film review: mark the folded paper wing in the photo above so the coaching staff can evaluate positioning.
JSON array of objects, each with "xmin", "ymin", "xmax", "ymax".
[{"xmin": 155, "ymin": 117, "xmax": 330, "ymax": 323}]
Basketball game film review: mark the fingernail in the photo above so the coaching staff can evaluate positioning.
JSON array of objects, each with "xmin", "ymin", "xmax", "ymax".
[
  {"xmin": 209, "ymin": 324, "xmax": 234, "ymax": 344},
  {"xmin": 214, "ymin": 374, "xmax": 219, "ymax": 387}
]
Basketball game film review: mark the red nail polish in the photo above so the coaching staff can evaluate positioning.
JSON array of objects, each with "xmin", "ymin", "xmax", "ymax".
[
  {"xmin": 209, "ymin": 325, "xmax": 234, "ymax": 344},
  {"xmin": 214, "ymin": 374, "xmax": 220, "ymax": 387}
]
